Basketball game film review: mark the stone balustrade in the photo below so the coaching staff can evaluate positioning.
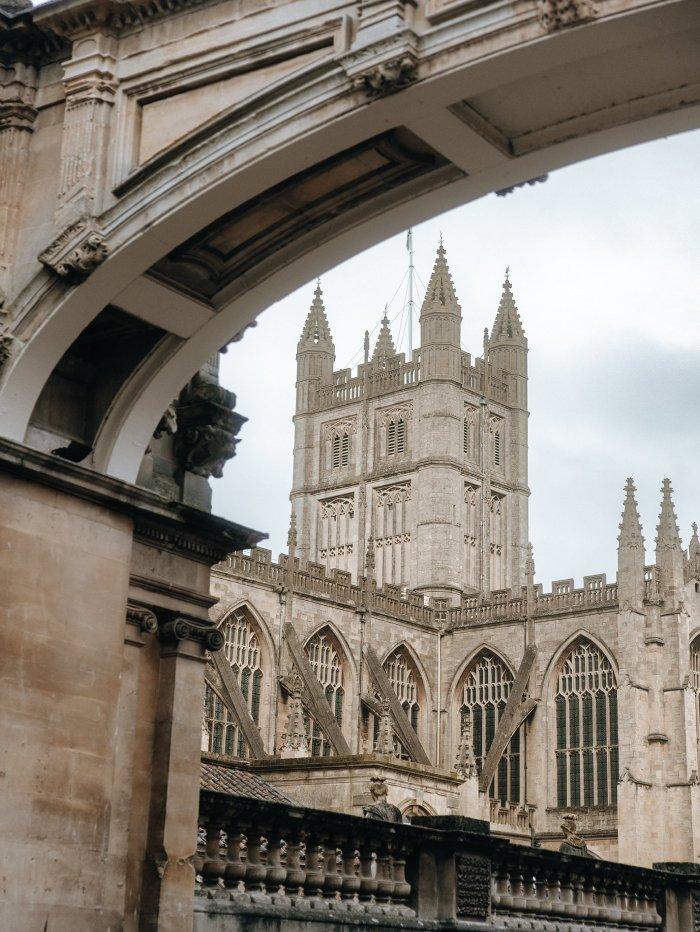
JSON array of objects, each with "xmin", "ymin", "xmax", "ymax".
[
  {"xmin": 193, "ymin": 791, "xmax": 700, "ymax": 930},
  {"xmin": 489, "ymin": 797, "xmax": 534, "ymax": 833},
  {"xmin": 490, "ymin": 843, "xmax": 664, "ymax": 928},
  {"xmin": 196, "ymin": 790, "xmax": 422, "ymax": 920}
]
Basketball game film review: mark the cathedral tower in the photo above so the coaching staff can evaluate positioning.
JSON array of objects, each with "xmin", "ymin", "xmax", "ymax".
[{"xmin": 290, "ymin": 241, "xmax": 530, "ymax": 601}]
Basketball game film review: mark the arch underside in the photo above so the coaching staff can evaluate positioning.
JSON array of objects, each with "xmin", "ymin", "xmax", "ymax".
[{"xmin": 1, "ymin": 0, "xmax": 698, "ymax": 480}]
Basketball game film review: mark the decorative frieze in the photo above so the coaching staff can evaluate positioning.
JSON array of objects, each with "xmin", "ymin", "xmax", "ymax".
[
  {"xmin": 38, "ymin": 215, "xmax": 108, "ymax": 282},
  {"xmin": 536, "ymin": 0, "xmax": 596, "ymax": 32}
]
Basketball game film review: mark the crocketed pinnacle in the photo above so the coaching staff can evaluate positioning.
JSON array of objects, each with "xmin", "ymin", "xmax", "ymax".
[
  {"xmin": 372, "ymin": 311, "xmax": 396, "ymax": 365},
  {"xmin": 420, "ymin": 238, "xmax": 460, "ymax": 316},
  {"xmin": 490, "ymin": 268, "xmax": 526, "ymax": 343},
  {"xmin": 287, "ymin": 510, "xmax": 297, "ymax": 553},
  {"xmin": 655, "ymin": 478, "xmax": 682, "ymax": 553},
  {"xmin": 618, "ymin": 478, "xmax": 644, "ymax": 550},
  {"xmin": 689, "ymin": 522, "xmax": 700, "ymax": 560},
  {"xmin": 297, "ymin": 281, "xmax": 334, "ymax": 351}
]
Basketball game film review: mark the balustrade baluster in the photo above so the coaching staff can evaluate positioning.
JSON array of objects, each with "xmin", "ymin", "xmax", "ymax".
[
  {"xmin": 243, "ymin": 828, "xmax": 268, "ymax": 896},
  {"xmin": 265, "ymin": 829, "xmax": 287, "ymax": 898},
  {"xmin": 222, "ymin": 825, "xmax": 246, "ymax": 894},
  {"xmin": 375, "ymin": 840, "xmax": 395, "ymax": 906},
  {"xmin": 303, "ymin": 832, "xmax": 325, "ymax": 902},
  {"xmin": 285, "ymin": 830, "xmax": 306, "ymax": 900},
  {"xmin": 358, "ymin": 841, "xmax": 378, "ymax": 906},
  {"xmin": 322, "ymin": 834, "xmax": 343, "ymax": 902},
  {"xmin": 392, "ymin": 843, "xmax": 412, "ymax": 915},
  {"xmin": 201, "ymin": 817, "xmax": 226, "ymax": 890}
]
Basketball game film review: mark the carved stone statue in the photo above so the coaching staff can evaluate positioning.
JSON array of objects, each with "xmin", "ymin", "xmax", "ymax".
[
  {"xmin": 559, "ymin": 814, "xmax": 594, "ymax": 858},
  {"xmin": 362, "ymin": 777, "xmax": 403, "ymax": 823}
]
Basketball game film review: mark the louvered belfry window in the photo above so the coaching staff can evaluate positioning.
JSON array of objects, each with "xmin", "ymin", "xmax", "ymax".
[
  {"xmin": 493, "ymin": 429, "xmax": 501, "ymax": 466},
  {"xmin": 305, "ymin": 630, "xmax": 344, "ymax": 757},
  {"xmin": 387, "ymin": 419, "xmax": 406, "ymax": 456},
  {"xmin": 203, "ymin": 611, "xmax": 263, "ymax": 759},
  {"xmin": 459, "ymin": 651, "xmax": 522, "ymax": 804},
  {"xmin": 555, "ymin": 640, "xmax": 618, "ymax": 808},
  {"xmin": 332, "ymin": 432, "xmax": 350, "ymax": 468}
]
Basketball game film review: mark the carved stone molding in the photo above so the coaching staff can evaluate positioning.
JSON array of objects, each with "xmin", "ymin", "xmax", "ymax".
[
  {"xmin": 38, "ymin": 216, "xmax": 108, "ymax": 282},
  {"xmin": 536, "ymin": 0, "xmax": 596, "ymax": 32},
  {"xmin": 495, "ymin": 174, "xmax": 548, "ymax": 198},
  {"xmin": 352, "ymin": 54, "xmax": 417, "ymax": 97},
  {"xmin": 0, "ymin": 334, "xmax": 13, "ymax": 369},
  {"xmin": 455, "ymin": 853, "xmax": 491, "ymax": 920},
  {"xmin": 126, "ymin": 603, "xmax": 158, "ymax": 634},
  {"xmin": 159, "ymin": 616, "xmax": 225, "ymax": 651}
]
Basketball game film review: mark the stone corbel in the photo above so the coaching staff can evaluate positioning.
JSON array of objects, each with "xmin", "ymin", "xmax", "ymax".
[
  {"xmin": 38, "ymin": 216, "xmax": 108, "ymax": 282},
  {"xmin": 537, "ymin": 0, "xmax": 596, "ymax": 33},
  {"xmin": 351, "ymin": 53, "xmax": 417, "ymax": 97},
  {"xmin": 125, "ymin": 602, "xmax": 159, "ymax": 647}
]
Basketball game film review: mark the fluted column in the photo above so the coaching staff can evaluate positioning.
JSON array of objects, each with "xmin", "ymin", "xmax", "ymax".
[{"xmin": 0, "ymin": 62, "xmax": 37, "ymax": 307}]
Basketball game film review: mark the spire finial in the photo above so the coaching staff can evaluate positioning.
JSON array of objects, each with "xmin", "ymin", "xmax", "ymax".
[
  {"xmin": 656, "ymin": 478, "xmax": 682, "ymax": 552},
  {"xmin": 364, "ymin": 329, "xmax": 370, "ymax": 364},
  {"xmin": 298, "ymin": 280, "xmax": 334, "ymax": 351},
  {"xmin": 618, "ymin": 477, "xmax": 644, "ymax": 550},
  {"xmin": 490, "ymin": 268, "xmax": 525, "ymax": 343},
  {"xmin": 287, "ymin": 509, "xmax": 297, "ymax": 554},
  {"xmin": 371, "ymin": 310, "xmax": 396, "ymax": 367}
]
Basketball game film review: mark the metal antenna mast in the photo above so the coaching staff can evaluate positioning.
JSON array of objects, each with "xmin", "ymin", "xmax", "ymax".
[{"xmin": 406, "ymin": 228, "xmax": 415, "ymax": 357}]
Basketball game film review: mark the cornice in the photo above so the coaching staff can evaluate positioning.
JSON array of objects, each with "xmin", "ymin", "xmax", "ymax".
[{"xmin": 0, "ymin": 435, "xmax": 265, "ymax": 565}]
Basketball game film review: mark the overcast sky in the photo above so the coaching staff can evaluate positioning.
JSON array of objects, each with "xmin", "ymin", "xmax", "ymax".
[{"xmin": 214, "ymin": 129, "xmax": 700, "ymax": 591}]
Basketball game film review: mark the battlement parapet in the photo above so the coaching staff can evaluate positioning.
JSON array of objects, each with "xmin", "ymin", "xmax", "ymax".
[
  {"xmin": 217, "ymin": 554, "xmax": 666, "ymax": 628},
  {"xmin": 309, "ymin": 350, "xmax": 513, "ymax": 412}
]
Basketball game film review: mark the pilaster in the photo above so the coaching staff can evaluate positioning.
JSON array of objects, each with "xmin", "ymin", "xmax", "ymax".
[
  {"xmin": 55, "ymin": 29, "xmax": 117, "ymax": 226},
  {"xmin": 0, "ymin": 62, "xmax": 37, "ymax": 307}
]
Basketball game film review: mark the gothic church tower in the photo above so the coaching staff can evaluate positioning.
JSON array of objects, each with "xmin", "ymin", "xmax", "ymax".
[{"xmin": 291, "ymin": 242, "xmax": 530, "ymax": 603}]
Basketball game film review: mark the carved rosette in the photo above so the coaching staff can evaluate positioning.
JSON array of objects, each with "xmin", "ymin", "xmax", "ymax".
[
  {"xmin": 537, "ymin": 0, "xmax": 596, "ymax": 32},
  {"xmin": 38, "ymin": 216, "xmax": 108, "ymax": 282},
  {"xmin": 173, "ymin": 373, "xmax": 247, "ymax": 480}
]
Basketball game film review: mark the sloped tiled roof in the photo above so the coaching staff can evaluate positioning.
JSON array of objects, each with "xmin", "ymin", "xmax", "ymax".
[{"xmin": 201, "ymin": 762, "xmax": 294, "ymax": 804}]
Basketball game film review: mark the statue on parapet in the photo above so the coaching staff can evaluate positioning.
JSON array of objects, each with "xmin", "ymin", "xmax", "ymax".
[{"xmin": 362, "ymin": 777, "xmax": 403, "ymax": 823}]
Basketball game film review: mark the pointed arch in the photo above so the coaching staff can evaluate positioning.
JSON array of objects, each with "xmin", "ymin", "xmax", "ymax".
[
  {"xmin": 546, "ymin": 633, "xmax": 619, "ymax": 809},
  {"xmin": 302, "ymin": 620, "xmax": 358, "ymax": 685},
  {"xmin": 451, "ymin": 644, "xmax": 523, "ymax": 804},
  {"xmin": 542, "ymin": 629, "xmax": 619, "ymax": 702},
  {"xmin": 377, "ymin": 641, "xmax": 431, "ymax": 757},
  {"xmin": 302, "ymin": 623, "xmax": 352, "ymax": 757},
  {"xmin": 381, "ymin": 639, "xmax": 432, "ymax": 704},
  {"xmin": 448, "ymin": 642, "xmax": 517, "ymax": 709}
]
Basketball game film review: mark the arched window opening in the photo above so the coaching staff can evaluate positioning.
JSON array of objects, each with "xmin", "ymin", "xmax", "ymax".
[
  {"xmin": 459, "ymin": 651, "xmax": 522, "ymax": 804},
  {"xmin": 377, "ymin": 648, "xmax": 421, "ymax": 759},
  {"xmin": 203, "ymin": 610, "xmax": 264, "ymax": 759},
  {"xmin": 555, "ymin": 640, "xmax": 618, "ymax": 808},
  {"xmin": 463, "ymin": 418, "xmax": 470, "ymax": 454},
  {"xmin": 690, "ymin": 638, "xmax": 700, "ymax": 764},
  {"xmin": 493, "ymin": 429, "xmax": 501, "ymax": 466},
  {"xmin": 305, "ymin": 630, "xmax": 345, "ymax": 757},
  {"xmin": 387, "ymin": 418, "xmax": 406, "ymax": 456},
  {"xmin": 332, "ymin": 432, "xmax": 350, "ymax": 468}
]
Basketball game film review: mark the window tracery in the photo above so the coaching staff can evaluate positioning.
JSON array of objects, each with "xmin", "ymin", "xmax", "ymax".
[
  {"xmin": 305, "ymin": 629, "xmax": 345, "ymax": 757},
  {"xmin": 374, "ymin": 483, "xmax": 411, "ymax": 587},
  {"xmin": 203, "ymin": 610, "xmax": 263, "ymax": 759},
  {"xmin": 318, "ymin": 495, "xmax": 355, "ymax": 574},
  {"xmin": 489, "ymin": 492, "xmax": 505, "ymax": 590},
  {"xmin": 554, "ymin": 639, "xmax": 618, "ymax": 808},
  {"xmin": 378, "ymin": 647, "xmax": 421, "ymax": 759},
  {"xmin": 459, "ymin": 651, "xmax": 521, "ymax": 804}
]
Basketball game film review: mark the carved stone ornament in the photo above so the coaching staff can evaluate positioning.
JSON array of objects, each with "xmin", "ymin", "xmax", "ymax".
[
  {"xmin": 174, "ymin": 373, "xmax": 246, "ymax": 479},
  {"xmin": 38, "ymin": 216, "xmax": 108, "ymax": 283},
  {"xmin": 159, "ymin": 616, "xmax": 224, "ymax": 651},
  {"xmin": 537, "ymin": 0, "xmax": 596, "ymax": 32},
  {"xmin": 0, "ymin": 333, "xmax": 13, "ymax": 370},
  {"xmin": 352, "ymin": 55, "xmax": 417, "ymax": 97},
  {"xmin": 126, "ymin": 604, "xmax": 158, "ymax": 635},
  {"xmin": 455, "ymin": 853, "xmax": 491, "ymax": 920}
]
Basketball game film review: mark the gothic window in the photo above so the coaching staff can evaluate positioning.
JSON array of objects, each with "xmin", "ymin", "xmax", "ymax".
[
  {"xmin": 203, "ymin": 610, "xmax": 263, "ymax": 759},
  {"xmin": 374, "ymin": 483, "xmax": 411, "ymax": 587},
  {"xmin": 554, "ymin": 640, "xmax": 618, "ymax": 808},
  {"xmin": 459, "ymin": 651, "xmax": 522, "ymax": 804},
  {"xmin": 690, "ymin": 638, "xmax": 700, "ymax": 764},
  {"xmin": 332, "ymin": 431, "xmax": 350, "ymax": 468},
  {"xmin": 305, "ymin": 629, "xmax": 345, "ymax": 757},
  {"xmin": 379, "ymin": 647, "xmax": 422, "ymax": 759},
  {"xmin": 387, "ymin": 418, "xmax": 406, "ymax": 456},
  {"xmin": 489, "ymin": 493, "xmax": 506, "ymax": 591}
]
